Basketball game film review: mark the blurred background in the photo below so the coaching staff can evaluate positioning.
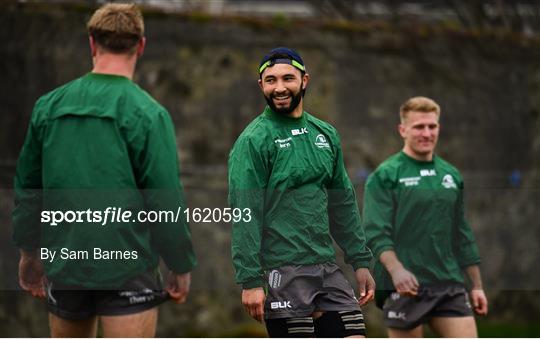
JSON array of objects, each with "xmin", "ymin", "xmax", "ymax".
[{"xmin": 1, "ymin": 0, "xmax": 540, "ymax": 336}]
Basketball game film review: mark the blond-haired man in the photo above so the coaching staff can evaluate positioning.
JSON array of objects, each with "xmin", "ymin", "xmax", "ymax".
[
  {"xmin": 12, "ymin": 3, "xmax": 196, "ymax": 337},
  {"xmin": 363, "ymin": 97, "xmax": 488, "ymax": 337}
]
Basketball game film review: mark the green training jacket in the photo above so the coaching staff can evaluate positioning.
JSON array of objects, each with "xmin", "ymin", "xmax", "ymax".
[
  {"xmin": 228, "ymin": 106, "xmax": 372, "ymax": 289},
  {"xmin": 12, "ymin": 73, "xmax": 196, "ymax": 288},
  {"xmin": 362, "ymin": 151, "xmax": 481, "ymax": 306}
]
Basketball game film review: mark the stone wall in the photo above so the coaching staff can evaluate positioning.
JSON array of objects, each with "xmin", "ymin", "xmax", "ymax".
[{"xmin": 1, "ymin": 2, "xmax": 539, "ymax": 336}]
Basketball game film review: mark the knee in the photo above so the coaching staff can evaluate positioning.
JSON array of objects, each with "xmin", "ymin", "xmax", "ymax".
[{"xmin": 311, "ymin": 311, "xmax": 324, "ymax": 319}]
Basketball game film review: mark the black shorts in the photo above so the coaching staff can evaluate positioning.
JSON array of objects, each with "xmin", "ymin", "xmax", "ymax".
[
  {"xmin": 46, "ymin": 269, "xmax": 169, "ymax": 320},
  {"xmin": 382, "ymin": 283, "xmax": 473, "ymax": 330}
]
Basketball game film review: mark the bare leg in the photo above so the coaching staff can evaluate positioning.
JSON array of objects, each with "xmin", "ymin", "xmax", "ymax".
[
  {"xmin": 429, "ymin": 316, "xmax": 477, "ymax": 338},
  {"xmin": 312, "ymin": 311, "xmax": 324, "ymax": 319},
  {"xmin": 388, "ymin": 325, "xmax": 423, "ymax": 338},
  {"xmin": 100, "ymin": 307, "xmax": 158, "ymax": 338},
  {"xmin": 49, "ymin": 313, "xmax": 98, "ymax": 338}
]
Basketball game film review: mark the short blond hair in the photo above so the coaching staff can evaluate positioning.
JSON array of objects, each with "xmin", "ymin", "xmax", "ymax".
[
  {"xmin": 399, "ymin": 96, "xmax": 440, "ymax": 123},
  {"xmin": 87, "ymin": 3, "xmax": 144, "ymax": 54}
]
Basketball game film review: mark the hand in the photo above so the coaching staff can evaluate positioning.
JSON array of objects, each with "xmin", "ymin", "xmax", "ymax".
[
  {"xmin": 165, "ymin": 271, "xmax": 191, "ymax": 304},
  {"xmin": 18, "ymin": 250, "xmax": 46, "ymax": 298},
  {"xmin": 355, "ymin": 268, "xmax": 375, "ymax": 306},
  {"xmin": 389, "ymin": 266, "xmax": 419, "ymax": 296},
  {"xmin": 242, "ymin": 287, "xmax": 266, "ymax": 322},
  {"xmin": 470, "ymin": 289, "xmax": 488, "ymax": 315}
]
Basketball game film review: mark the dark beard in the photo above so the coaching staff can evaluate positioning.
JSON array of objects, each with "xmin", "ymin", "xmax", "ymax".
[{"xmin": 265, "ymin": 88, "xmax": 303, "ymax": 116}]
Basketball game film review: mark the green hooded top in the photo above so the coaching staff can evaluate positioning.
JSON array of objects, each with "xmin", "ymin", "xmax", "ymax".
[
  {"xmin": 12, "ymin": 73, "xmax": 196, "ymax": 288},
  {"xmin": 228, "ymin": 106, "xmax": 372, "ymax": 289}
]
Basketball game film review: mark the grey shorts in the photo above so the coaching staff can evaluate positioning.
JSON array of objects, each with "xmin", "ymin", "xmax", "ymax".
[
  {"xmin": 383, "ymin": 283, "xmax": 473, "ymax": 329},
  {"xmin": 264, "ymin": 263, "xmax": 361, "ymax": 319}
]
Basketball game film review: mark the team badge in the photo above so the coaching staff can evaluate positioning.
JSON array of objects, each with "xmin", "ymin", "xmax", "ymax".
[
  {"xmin": 441, "ymin": 174, "xmax": 457, "ymax": 189},
  {"xmin": 314, "ymin": 134, "xmax": 330, "ymax": 148}
]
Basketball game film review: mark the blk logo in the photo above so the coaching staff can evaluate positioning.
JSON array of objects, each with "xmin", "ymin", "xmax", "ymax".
[
  {"xmin": 291, "ymin": 127, "xmax": 308, "ymax": 136},
  {"xmin": 270, "ymin": 301, "xmax": 292, "ymax": 309},
  {"xmin": 388, "ymin": 311, "xmax": 406, "ymax": 320},
  {"xmin": 420, "ymin": 169, "xmax": 436, "ymax": 177}
]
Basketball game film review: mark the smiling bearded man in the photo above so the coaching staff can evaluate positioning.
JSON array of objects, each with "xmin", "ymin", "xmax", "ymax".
[{"xmin": 228, "ymin": 47, "xmax": 375, "ymax": 338}]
